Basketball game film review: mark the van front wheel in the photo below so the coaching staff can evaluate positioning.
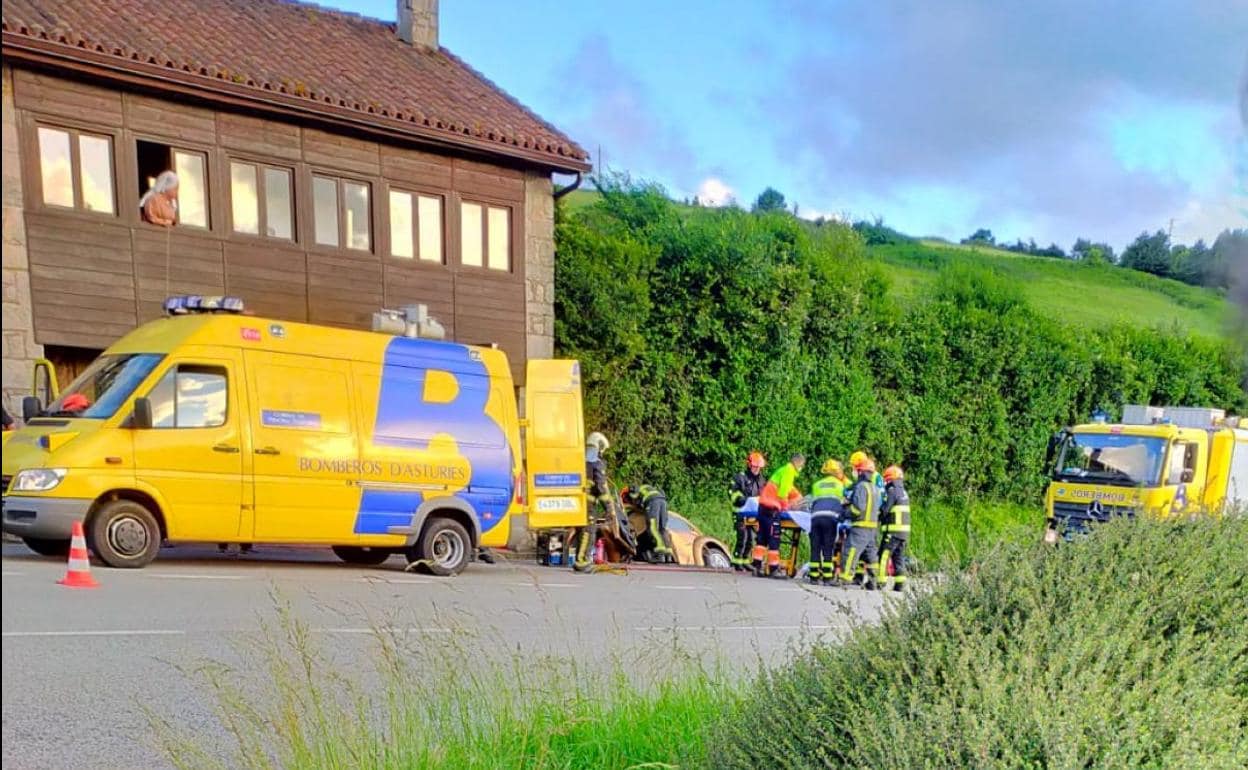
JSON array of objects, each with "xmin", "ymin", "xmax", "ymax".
[
  {"xmin": 89, "ymin": 500, "xmax": 160, "ymax": 568},
  {"xmin": 412, "ymin": 518, "xmax": 471, "ymax": 576}
]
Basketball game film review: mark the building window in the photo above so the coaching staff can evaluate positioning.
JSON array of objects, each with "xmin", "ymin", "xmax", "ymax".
[
  {"xmin": 313, "ymin": 175, "xmax": 371, "ymax": 251},
  {"xmin": 35, "ymin": 126, "xmax": 116, "ymax": 214},
  {"xmin": 230, "ymin": 161, "xmax": 293, "ymax": 239},
  {"xmin": 137, "ymin": 140, "xmax": 208, "ymax": 228},
  {"xmin": 460, "ymin": 201, "xmax": 511, "ymax": 271},
  {"xmin": 388, "ymin": 189, "xmax": 443, "ymax": 262}
]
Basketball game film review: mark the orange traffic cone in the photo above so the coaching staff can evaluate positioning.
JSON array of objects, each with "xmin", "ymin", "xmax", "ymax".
[{"xmin": 57, "ymin": 521, "xmax": 98, "ymax": 589}]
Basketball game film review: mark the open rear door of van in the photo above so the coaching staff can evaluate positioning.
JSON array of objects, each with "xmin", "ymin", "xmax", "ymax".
[{"xmin": 524, "ymin": 360, "xmax": 587, "ymax": 530}]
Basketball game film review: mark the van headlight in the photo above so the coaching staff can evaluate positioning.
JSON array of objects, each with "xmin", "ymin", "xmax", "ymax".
[{"xmin": 11, "ymin": 468, "xmax": 67, "ymax": 492}]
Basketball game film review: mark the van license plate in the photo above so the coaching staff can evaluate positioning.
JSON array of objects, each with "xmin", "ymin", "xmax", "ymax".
[{"xmin": 535, "ymin": 497, "xmax": 579, "ymax": 513}]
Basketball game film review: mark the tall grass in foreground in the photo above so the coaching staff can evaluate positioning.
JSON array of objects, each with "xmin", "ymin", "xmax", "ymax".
[
  {"xmin": 708, "ymin": 514, "xmax": 1248, "ymax": 769},
  {"xmin": 161, "ymin": 515, "xmax": 1246, "ymax": 769},
  {"xmin": 152, "ymin": 599, "xmax": 741, "ymax": 769}
]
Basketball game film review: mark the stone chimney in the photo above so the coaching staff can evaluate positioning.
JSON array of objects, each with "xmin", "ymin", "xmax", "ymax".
[{"xmin": 397, "ymin": 0, "xmax": 439, "ymax": 50}]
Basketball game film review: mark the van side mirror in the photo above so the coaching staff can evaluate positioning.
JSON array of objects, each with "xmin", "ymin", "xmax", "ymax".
[
  {"xmin": 131, "ymin": 397, "xmax": 153, "ymax": 430},
  {"xmin": 21, "ymin": 396, "xmax": 41, "ymax": 423}
]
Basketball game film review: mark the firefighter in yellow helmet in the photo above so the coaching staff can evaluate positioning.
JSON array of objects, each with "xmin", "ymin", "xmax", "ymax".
[{"xmin": 807, "ymin": 459, "xmax": 849, "ymax": 585}]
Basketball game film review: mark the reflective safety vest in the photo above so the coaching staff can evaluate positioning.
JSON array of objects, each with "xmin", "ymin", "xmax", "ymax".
[
  {"xmin": 760, "ymin": 463, "xmax": 803, "ymax": 511},
  {"xmin": 882, "ymin": 481, "xmax": 911, "ymax": 534},
  {"xmin": 638, "ymin": 484, "xmax": 665, "ymax": 505},
  {"xmin": 848, "ymin": 476, "xmax": 879, "ymax": 528},
  {"xmin": 810, "ymin": 476, "xmax": 847, "ymax": 516}
]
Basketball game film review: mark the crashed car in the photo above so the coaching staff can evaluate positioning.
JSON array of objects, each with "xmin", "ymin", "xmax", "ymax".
[{"xmin": 621, "ymin": 502, "xmax": 733, "ymax": 570}]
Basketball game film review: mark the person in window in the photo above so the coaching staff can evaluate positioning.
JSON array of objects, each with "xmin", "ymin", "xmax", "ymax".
[{"xmin": 140, "ymin": 170, "xmax": 179, "ymax": 226}]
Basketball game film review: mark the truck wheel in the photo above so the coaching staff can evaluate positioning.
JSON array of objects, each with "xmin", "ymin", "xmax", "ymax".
[
  {"xmin": 22, "ymin": 536, "xmax": 70, "ymax": 558},
  {"xmin": 415, "ymin": 518, "xmax": 471, "ymax": 576},
  {"xmin": 702, "ymin": 545, "xmax": 732, "ymax": 571},
  {"xmin": 332, "ymin": 546, "xmax": 393, "ymax": 566},
  {"xmin": 88, "ymin": 500, "xmax": 160, "ymax": 568}
]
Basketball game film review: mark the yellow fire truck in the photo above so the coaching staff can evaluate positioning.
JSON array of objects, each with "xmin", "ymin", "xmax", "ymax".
[{"xmin": 1045, "ymin": 405, "xmax": 1248, "ymax": 539}]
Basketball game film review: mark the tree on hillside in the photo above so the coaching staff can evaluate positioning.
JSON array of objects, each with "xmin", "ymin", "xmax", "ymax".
[
  {"xmin": 1177, "ymin": 229, "xmax": 1247, "ymax": 290},
  {"xmin": 752, "ymin": 187, "xmax": 787, "ymax": 213},
  {"xmin": 962, "ymin": 228, "xmax": 996, "ymax": 246},
  {"xmin": 1037, "ymin": 242, "xmax": 1066, "ymax": 258},
  {"xmin": 853, "ymin": 218, "xmax": 912, "ymax": 245},
  {"xmin": 1071, "ymin": 238, "xmax": 1115, "ymax": 264},
  {"xmin": 1121, "ymin": 230, "xmax": 1172, "ymax": 278}
]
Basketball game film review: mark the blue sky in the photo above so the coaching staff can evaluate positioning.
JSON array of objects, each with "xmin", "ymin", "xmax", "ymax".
[{"xmin": 339, "ymin": 0, "xmax": 1247, "ymax": 251}]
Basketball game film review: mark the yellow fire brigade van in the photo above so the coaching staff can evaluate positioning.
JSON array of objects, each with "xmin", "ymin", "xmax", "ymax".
[
  {"xmin": 1, "ymin": 297, "xmax": 587, "ymax": 574},
  {"xmin": 1045, "ymin": 405, "xmax": 1248, "ymax": 538}
]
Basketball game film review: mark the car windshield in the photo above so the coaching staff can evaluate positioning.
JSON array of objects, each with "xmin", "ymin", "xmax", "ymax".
[
  {"xmin": 45, "ymin": 354, "xmax": 164, "ymax": 419},
  {"xmin": 1054, "ymin": 432, "xmax": 1166, "ymax": 487}
]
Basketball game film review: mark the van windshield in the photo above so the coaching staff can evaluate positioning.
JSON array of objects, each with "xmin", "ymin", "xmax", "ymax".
[
  {"xmin": 1054, "ymin": 432, "xmax": 1166, "ymax": 487},
  {"xmin": 45, "ymin": 354, "xmax": 164, "ymax": 419}
]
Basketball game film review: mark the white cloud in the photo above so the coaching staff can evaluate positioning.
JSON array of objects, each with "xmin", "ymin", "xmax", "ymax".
[
  {"xmin": 1170, "ymin": 197, "xmax": 1247, "ymax": 246},
  {"xmin": 696, "ymin": 177, "xmax": 736, "ymax": 207},
  {"xmin": 796, "ymin": 206, "xmax": 848, "ymax": 223}
]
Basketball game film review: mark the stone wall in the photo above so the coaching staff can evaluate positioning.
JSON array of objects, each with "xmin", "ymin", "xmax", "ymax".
[
  {"xmin": 2, "ymin": 63, "xmax": 41, "ymax": 418},
  {"xmin": 523, "ymin": 172, "xmax": 555, "ymax": 362}
]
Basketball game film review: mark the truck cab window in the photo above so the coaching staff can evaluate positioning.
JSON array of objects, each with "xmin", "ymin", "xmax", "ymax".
[{"xmin": 147, "ymin": 366, "xmax": 228, "ymax": 428}]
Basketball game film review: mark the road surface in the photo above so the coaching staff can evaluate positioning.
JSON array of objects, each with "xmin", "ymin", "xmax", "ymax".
[{"xmin": 2, "ymin": 542, "xmax": 888, "ymax": 769}]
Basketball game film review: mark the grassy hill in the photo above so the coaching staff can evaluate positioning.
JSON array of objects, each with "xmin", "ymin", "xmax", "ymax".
[
  {"xmin": 876, "ymin": 239, "xmax": 1231, "ymax": 338},
  {"xmin": 558, "ymin": 188, "xmax": 1232, "ymax": 338}
]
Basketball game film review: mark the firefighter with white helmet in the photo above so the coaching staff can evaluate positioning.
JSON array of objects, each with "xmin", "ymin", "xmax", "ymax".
[{"xmin": 573, "ymin": 431, "xmax": 613, "ymax": 571}]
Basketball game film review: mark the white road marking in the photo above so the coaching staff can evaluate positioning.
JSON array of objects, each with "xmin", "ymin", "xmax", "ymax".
[
  {"xmin": 632, "ymin": 624, "xmax": 834, "ymax": 632},
  {"xmin": 2, "ymin": 629, "xmax": 186, "ymax": 638},
  {"xmin": 2, "ymin": 571, "xmax": 25, "ymax": 577},
  {"xmin": 146, "ymin": 573, "xmax": 245, "ymax": 581},
  {"xmin": 312, "ymin": 627, "xmax": 451, "ymax": 635},
  {"xmin": 654, "ymin": 585, "xmax": 708, "ymax": 591}
]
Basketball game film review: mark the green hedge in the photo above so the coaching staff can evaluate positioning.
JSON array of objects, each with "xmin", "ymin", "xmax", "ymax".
[
  {"xmin": 705, "ymin": 514, "xmax": 1248, "ymax": 769},
  {"xmin": 554, "ymin": 182, "xmax": 1247, "ymax": 514}
]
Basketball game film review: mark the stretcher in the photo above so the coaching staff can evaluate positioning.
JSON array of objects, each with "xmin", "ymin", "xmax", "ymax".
[
  {"xmin": 774, "ymin": 500, "xmax": 813, "ymax": 578},
  {"xmin": 776, "ymin": 501, "xmax": 860, "ymax": 579}
]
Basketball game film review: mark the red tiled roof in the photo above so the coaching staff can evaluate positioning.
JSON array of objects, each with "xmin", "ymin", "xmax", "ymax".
[{"xmin": 1, "ymin": 0, "xmax": 589, "ymax": 170}]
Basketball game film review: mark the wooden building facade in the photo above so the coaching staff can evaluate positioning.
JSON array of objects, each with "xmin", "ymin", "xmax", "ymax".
[{"xmin": 1, "ymin": 0, "xmax": 589, "ymax": 406}]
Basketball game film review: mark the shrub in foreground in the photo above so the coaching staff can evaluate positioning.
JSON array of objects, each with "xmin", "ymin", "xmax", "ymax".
[{"xmin": 707, "ymin": 515, "xmax": 1248, "ymax": 769}]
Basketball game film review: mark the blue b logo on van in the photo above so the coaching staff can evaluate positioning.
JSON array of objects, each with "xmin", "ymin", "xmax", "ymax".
[{"xmin": 353, "ymin": 338, "xmax": 513, "ymax": 536}]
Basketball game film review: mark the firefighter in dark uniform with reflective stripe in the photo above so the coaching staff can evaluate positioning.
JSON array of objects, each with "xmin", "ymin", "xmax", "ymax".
[
  {"xmin": 838, "ymin": 459, "xmax": 880, "ymax": 589},
  {"xmin": 808, "ymin": 459, "xmax": 849, "ymax": 585},
  {"xmin": 574, "ymin": 431, "xmax": 612, "ymax": 571},
  {"xmin": 879, "ymin": 465, "xmax": 911, "ymax": 592},
  {"xmin": 729, "ymin": 452, "xmax": 766, "ymax": 570},
  {"xmin": 625, "ymin": 483, "xmax": 673, "ymax": 563}
]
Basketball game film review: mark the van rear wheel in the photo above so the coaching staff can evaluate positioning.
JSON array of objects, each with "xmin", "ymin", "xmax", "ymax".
[
  {"xmin": 88, "ymin": 500, "xmax": 160, "ymax": 568},
  {"xmin": 332, "ymin": 546, "xmax": 393, "ymax": 566},
  {"xmin": 22, "ymin": 536, "xmax": 70, "ymax": 558},
  {"xmin": 411, "ymin": 518, "xmax": 471, "ymax": 576}
]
